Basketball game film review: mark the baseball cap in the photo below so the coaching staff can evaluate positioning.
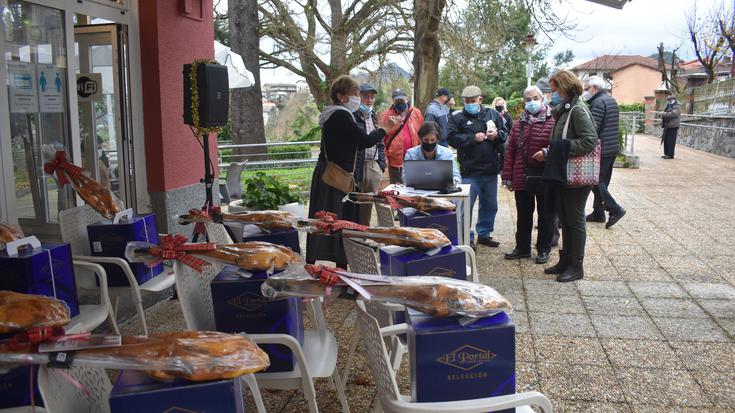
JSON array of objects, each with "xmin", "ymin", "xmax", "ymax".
[
  {"xmin": 536, "ymin": 78, "xmax": 551, "ymax": 94},
  {"xmin": 392, "ymin": 89, "xmax": 407, "ymax": 100},
  {"xmin": 360, "ymin": 83, "xmax": 377, "ymax": 93},
  {"xmin": 460, "ymin": 86, "xmax": 482, "ymax": 98},
  {"xmin": 436, "ymin": 87, "xmax": 452, "ymax": 98}
]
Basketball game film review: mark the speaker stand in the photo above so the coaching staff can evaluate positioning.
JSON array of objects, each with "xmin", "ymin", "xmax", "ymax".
[{"xmin": 191, "ymin": 133, "xmax": 236, "ymax": 243}]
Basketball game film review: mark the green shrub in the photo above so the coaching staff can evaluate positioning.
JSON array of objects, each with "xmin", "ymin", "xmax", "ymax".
[
  {"xmin": 241, "ymin": 171, "xmax": 303, "ymax": 210},
  {"xmin": 268, "ymin": 143, "xmax": 312, "ymax": 160},
  {"xmin": 619, "ymin": 102, "xmax": 644, "ymax": 113}
]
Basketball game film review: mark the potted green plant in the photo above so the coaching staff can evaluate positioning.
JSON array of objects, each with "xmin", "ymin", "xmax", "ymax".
[{"xmin": 229, "ymin": 172, "xmax": 305, "ymax": 216}]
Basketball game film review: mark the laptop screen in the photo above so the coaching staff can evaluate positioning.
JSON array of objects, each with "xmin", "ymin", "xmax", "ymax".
[{"xmin": 403, "ymin": 160, "xmax": 453, "ymax": 190}]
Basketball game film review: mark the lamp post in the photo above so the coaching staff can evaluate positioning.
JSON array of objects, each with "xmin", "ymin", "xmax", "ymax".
[{"xmin": 524, "ymin": 34, "xmax": 537, "ymax": 87}]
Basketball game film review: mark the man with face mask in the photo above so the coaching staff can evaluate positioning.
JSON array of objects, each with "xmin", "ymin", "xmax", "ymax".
[
  {"xmin": 383, "ymin": 89, "xmax": 424, "ymax": 184},
  {"xmin": 448, "ymin": 85, "xmax": 507, "ymax": 248},
  {"xmin": 353, "ymin": 83, "xmax": 387, "ymax": 225},
  {"xmin": 402, "ymin": 121, "xmax": 461, "ymax": 185},
  {"xmin": 424, "ymin": 88, "xmax": 453, "ymax": 147},
  {"xmin": 582, "ymin": 76, "xmax": 625, "ymax": 229},
  {"xmin": 660, "ymin": 94, "xmax": 681, "ymax": 159}
]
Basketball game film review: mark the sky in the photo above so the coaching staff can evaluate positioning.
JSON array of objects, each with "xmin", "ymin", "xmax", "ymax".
[{"xmin": 256, "ymin": 0, "xmax": 702, "ymax": 84}]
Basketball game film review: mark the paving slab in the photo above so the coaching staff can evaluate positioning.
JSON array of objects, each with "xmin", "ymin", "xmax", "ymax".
[
  {"xmin": 682, "ymin": 282, "xmax": 735, "ymax": 299},
  {"xmin": 583, "ymin": 295, "xmax": 646, "ymax": 316},
  {"xmin": 524, "ymin": 278, "xmax": 578, "ymax": 295},
  {"xmin": 628, "ymin": 281, "xmax": 688, "ymax": 298},
  {"xmin": 653, "ymin": 316, "xmax": 730, "ymax": 342},
  {"xmin": 600, "ymin": 339, "xmax": 682, "ymax": 369},
  {"xmin": 537, "ymin": 362, "xmax": 625, "ymax": 402},
  {"xmin": 638, "ymin": 297, "xmax": 709, "ymax": 318},
  {"xmin": 590, "ymin": 314, "xmax": 663, "ymax": 340},
  {"xmin": 533, "ymin": 336, "xmax": 608, "ymax": 366},
  {"xmin": 614, "ymin": 367, "xmax": 712, "ymax": 407},
  {"xmin": 526, "ymin": 293, "xmax": 586, "ymax": 314},
  {"xmin": 529, "ymin": 312, "xmax": 596, "ymax": 337},
  {"xmin": 552, "ymin": 400, "xmax": 632, "ymax": 413},
  {"xmin": 577, "ymin": 280, "xmax": 633, "ymax": 297},
  {"xmin": 690, "ymin": 369, "xmax": 735, "ymax": 408}
]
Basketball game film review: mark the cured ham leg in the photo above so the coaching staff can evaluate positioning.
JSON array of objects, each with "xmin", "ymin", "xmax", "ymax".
[
  {"xmin": 0, "ymin": 223, "xmax": 24, "ymax": 246},
  {"xmin": 178, "ymin": 208, "xmax": 296, "ymax": 230},
  {"xmin": 0, "ymin": 291, "xmax": 70, "ymax": 334},
  {"xmin": 346, "ymin": 191, "xmax": 456, "ymax": 212}
]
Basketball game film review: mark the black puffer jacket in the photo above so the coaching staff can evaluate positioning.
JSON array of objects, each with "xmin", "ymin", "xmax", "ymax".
[
  {"xmin": 447, "ymin": 106, "xmax": 507, "ymax": 177},
  {"xmin": 586, "ymin": 91, "xmax": 620, "ymax": 158}
]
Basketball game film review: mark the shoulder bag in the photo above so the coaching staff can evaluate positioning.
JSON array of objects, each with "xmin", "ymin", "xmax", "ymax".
[
  {"xmin": 384, "ymin": 108, "xmax": 414, "ymax": 151},
  {"xmin": 321, "ymin": 140, "xmax": 358, "ymax": 193},
  {"xmin": 562, "ymin": 105, "xmax": 601, "ymax": 187}
]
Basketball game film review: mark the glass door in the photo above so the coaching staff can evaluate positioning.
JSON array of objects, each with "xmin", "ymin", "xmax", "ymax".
[
  {"xmin": 74, "ymin": 23, "xmax": 135, "ymax": 208},
  {"xmin": 2, "ymin": 0, "xmax": 74, "ymax": 237}
]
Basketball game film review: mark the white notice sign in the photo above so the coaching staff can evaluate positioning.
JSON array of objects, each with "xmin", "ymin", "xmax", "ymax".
[
  {"xmin": 7, "ymin": 62, "xmax": 38, "ymax": 113},
  {"xmin": 76, "ymin": 73, "xmax": 103, "ymax": 102},
  {"xmin": 38, "ymin": 64, "xmax": 64, "ymax": 113}
]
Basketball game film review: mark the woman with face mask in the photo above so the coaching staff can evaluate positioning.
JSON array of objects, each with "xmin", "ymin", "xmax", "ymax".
[
  {"xmin": 382, "ymin": 89, "xmax": 425, "ymax": 184},
  {"xmin": 307, "ymin": 75, "xmax": 399, "ymax": 267},
  {"xmin": 402, "ymin": 121, "xmax": 461, "ymax": 186},
  {"xmin": 501, "ymin": 86, "xmax": 556, "ymax": 264},
  {"xmin": 492, "ymin": 96, "xmax": 514, "ymax": 133}
]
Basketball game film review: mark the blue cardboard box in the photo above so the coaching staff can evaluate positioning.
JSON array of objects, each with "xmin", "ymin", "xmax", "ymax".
[
  {"xmin": 0, "ymin": 243, "xmax": 80, "ymax": 317},
  {"xmin": 0, "ymin": 366, "xmax": 43, "ymax": 409},
  {"xmin": 210, "ymin": 270, "xmax": 304, "ymax": 373},
  {"xmin": 379, "ymin": 245, "xmax": 466, "ymax": 281},
  {"xmin": 399, "ymin": 209, "xmax": 458, "ymax": 245},
  {"xmin": 242, "ymin": 227, "xmax": 300, "ymax": 254},
  {"xmin": 408, "ymin": 311, "xmax": 515, "ymax": 410},
  {"xmin": 109, "ymin": 370, "xmax": 244, "ymax": 413},
  {"xmin": 86, "ymin": 213, "xmax": 163, "ymax": 286}
]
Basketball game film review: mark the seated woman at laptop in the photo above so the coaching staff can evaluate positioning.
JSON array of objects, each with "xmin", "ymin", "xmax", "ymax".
[{"xmin": 402, "ymin": 121, "xmax": 461, "ymax": 186}]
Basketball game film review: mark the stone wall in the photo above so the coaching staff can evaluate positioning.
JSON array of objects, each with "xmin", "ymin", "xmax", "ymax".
[{"xmin": 649, "ymin": 116, "xmax": 735, "ymax": 159}]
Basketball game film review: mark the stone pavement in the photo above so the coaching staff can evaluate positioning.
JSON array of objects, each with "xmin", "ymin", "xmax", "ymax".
[{"xmin": 124, "ymin": 135, "xmax": 734, "ymax": 412}]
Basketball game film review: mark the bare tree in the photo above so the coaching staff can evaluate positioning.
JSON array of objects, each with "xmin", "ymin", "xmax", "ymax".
[
  {"xmin": 657, "ymin": 42, "xmax": 682, "ymax": 94},
  {"xmin": 686, "ymin": 2, "xmax": 727, "ymax": 84},
  {"xmin": 230, "ymin": 0, "xmax": 266, "ymax": 156},
  {"xmin": 258, "ymin": 0, "xmax": 413, "ymax": 108},
  {"xmin": 413, "ymin": 0, "xmax": 447, "ymax": 109},
  {"xmin": 716, "ymin": 0, "xmax": 735, "ymax": 77}
]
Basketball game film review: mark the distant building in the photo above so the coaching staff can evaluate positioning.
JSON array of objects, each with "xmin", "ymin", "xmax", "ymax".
[
  {"xmin": 677, "ymin": 58, "xmax": 733, "ymax": 92},
  {"xmin": 262, "ymin": 99, "xmax": 277, "ymax": 124},
  {"xmin": 263, "ymin": 83, "xmax": 297, "ymax": 102},
  {"xmin": 572, "ymin": 55, "xmax": 661, "ymax": 104},
  {"xmin": 295, "ymin": 79, "xmax": 309, "ymax": 92}
]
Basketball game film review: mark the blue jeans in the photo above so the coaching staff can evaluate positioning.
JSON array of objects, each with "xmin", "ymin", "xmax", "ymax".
[{"xmin": 462, "ymin": 175, "xmax": 498, "ymax": 240}]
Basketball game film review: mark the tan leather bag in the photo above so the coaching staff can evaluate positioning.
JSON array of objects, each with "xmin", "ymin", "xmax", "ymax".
[{"xmin": 321, "ymin": 143, "xmax": 357, "ymax": 193}]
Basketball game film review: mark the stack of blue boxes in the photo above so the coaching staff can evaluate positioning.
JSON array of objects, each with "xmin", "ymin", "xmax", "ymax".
[{"xmin": 398, "ymin": 209, "xmax": 459, "ymax": 245}]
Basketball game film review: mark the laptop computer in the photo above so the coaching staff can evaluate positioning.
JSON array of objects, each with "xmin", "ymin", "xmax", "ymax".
[{"xmin": 403, "ymin": 160, "xmax": 454, "ymax": 191}]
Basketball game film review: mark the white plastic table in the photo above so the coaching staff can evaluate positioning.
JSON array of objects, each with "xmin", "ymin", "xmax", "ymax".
[{"xmin": 383, "ymin": 184, "xmax": 471, "ymax": 246}]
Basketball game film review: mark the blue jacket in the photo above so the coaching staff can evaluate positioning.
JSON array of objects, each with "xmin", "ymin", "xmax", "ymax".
[
  {"xmin": 402, "ymin": 144, "xmax": 462, "ymax": 185},
  {"xmin": 424, "ymin": 100, "xmax": 450, "ymax": 144}
]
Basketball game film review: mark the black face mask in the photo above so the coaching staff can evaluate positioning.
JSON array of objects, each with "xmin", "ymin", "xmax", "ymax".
[
  {"xmin": 421, "ymin": 141, "xmax": 437, "ymax": 152},
  {"xmin": 495, "ymin": 105, "xmax": 505, "ymax": 112}
]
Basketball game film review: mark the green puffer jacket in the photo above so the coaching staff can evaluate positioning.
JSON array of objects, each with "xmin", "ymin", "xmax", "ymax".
[{"xmin": 550, "ymin": 96, "xmax": 599, "ymax": 156}]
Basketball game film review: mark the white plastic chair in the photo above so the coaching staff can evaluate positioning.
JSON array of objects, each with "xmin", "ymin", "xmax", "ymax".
[
  {"xmin": 66, "ymin": 260, "xmax": 119, "ymax": 335},
  {"xmin": 219, "ymin": 161, "xmax": 247, "ymax": 203},
  {"xmin": 59, "ymin": 205, "xmax": 176, "ymax": 335},
  {"xmin": 37, "ymin": 365, "xmax": 111, "ymax": 413},
  {"xmin": 375, "ymin": 204, "xmax": 395, "ymax": 228},
  {"xmin": 355, "ymin": 302, "xmax": 554, "ymax": 413},
  {"xmin": 342, "ymin": 238, "xmax": 407, "ymax": 385}
]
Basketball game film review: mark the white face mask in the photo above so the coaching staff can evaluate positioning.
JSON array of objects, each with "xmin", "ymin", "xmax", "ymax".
[
  {"xmin": 581, "ymin": 91, "xmax": 592, "ymax": 101},
  {"xmin": 345, "ymin": 95, "xmax": 361, "ymax": 112}
]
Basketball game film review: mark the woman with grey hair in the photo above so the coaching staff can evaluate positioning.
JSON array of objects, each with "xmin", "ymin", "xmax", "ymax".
[{"xmin": 502, "ymin": 85, "xmax": 556, "ymax": 263}]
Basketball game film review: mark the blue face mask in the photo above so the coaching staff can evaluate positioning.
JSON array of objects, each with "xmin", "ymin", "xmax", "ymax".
[
  {"xmin": 359, "ymin": 103, "xmax": 372, "ymax": 114},
  {"xmin": 464, "ymin": 103, "xmax": 480, "ymax": 115},
  {"xmin": 525, "ymin": 100, "xmax": 542, "ymax": 114},
  {"xmin": 550, "ymin": 92, "xmax": 561, "ymax": 106},
  {"xmin": 394, "ymin": 102, "xmax": 407, "ymax": 112}
]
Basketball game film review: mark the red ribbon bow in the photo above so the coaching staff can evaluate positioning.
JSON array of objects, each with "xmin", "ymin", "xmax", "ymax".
[
  {"xmin": 312, "ymin": 211, "xmax": 367, "ymax": 233},
  {"xmin": 148, "ymin": 234, "xmax": 216, "ymax": 272},
  {"xmin": 305, "ymin": 264, "xmax": 345, "ymax": 286},
  {"xmin": 376, "ymin": 190, "xmax": 417, "ymax": 209},
  {"xmin": 43, "ymin": 151, "xmax": 85, "ymax": 188},
  {"xmin": 9, "ymin": 326, "xmax": 66, "ymax": 351},
  {"xmin": 190, "ymin": 206, "xmax": 224, "ymax": 236}
]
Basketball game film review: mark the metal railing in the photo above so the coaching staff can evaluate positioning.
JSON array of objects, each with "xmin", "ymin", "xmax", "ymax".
[
  {"xmin": 218, "ymin": 140, "xmax": 320, "ymax": 192},
  {"xmin": 619, "ymin": 111, "xmax": 644, "ymax": 154},
  {"xmin": 691, "ymin": 77, "xmax": 735, "ymax": 115}
]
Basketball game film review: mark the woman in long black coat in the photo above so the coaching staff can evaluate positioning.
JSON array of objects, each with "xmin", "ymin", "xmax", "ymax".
[{"xmin": 306, "ymin": 75, "xmax": 398, "ymax": 267}]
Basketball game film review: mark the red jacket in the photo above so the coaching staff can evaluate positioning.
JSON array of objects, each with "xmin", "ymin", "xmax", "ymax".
[
  {"xmin": 502, "ymin": 107, "xmax": 555, "ymax": 191},
  {"xmin": 382, "ymin": 106, "xmax": 424, "ymax": 168}
]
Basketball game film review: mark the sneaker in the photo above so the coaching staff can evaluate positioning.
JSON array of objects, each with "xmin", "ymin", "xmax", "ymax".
[
  {"xmin": 586, "ymin": 212, "xmax": 606, "ymax": 223},
  {"xmin": 477, "ymin": 237, "xmax": 500, "ymax": 248},
  {"xmin": 606, "ymin": 207, "xmax": 627, "ymax": 229}
]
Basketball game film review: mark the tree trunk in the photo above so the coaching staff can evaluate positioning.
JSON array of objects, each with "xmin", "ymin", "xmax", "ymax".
[
  {"xmin": 229, "ymin": 0, "xmax": 266, "ymax": 158},
  {"xmin": 413, "ymin": 0, "xmax": 446, "ymax": 109}
]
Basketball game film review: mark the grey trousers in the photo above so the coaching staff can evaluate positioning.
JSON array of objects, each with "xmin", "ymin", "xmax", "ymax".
[{"xmin": 557, "ymin": 185, "xmax": 592, "ymax": 258}]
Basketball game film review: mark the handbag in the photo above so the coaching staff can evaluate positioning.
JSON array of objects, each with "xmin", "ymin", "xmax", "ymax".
[
  {"xmin": 320, "ymin": 141, "xmax": 358, "ymax": 193},
  {"xmin": 562, "ymin": 105, "xmax": 600, "ymax": 187},
  {"xmin": 518, "ymin": 121, "xmax": 545, "ymax": 193}
]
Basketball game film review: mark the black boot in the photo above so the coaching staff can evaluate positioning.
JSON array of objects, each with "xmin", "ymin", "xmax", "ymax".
[
  {"xmin": 557, "ymin": 256, "xmax": 584, "ymax": 282},
  {"xmin": 544, "ymin": 250, "xmax": 568, "ymax": 274}
]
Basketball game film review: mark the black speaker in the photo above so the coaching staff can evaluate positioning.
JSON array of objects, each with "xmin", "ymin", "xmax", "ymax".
[{"xmin": 183, "ymin": 63, "xmax": 229, "ymax": 127}]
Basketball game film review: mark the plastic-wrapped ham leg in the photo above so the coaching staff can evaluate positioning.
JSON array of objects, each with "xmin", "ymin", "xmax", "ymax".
[
  {"xmin": 296, "ymin": 211, "xmax": 451, "ymax": 250},
  {"xmin": 345, "ymin": 191, "xmax": 456, "ymax": 212},
  {"xmin": 0, "ymin": 223, "xmax": 24, "ymax": 246},
  {"xmin": 178, "ymin": 209, "xmax": 296, "ymax": 230},
  {"xmin": 126, "ymin": 234, "xmax": 302, "ymax": 274},
  {"xmin": 262, "ymin": 266, "xmax": 511, "ymax": 318},
  {"xmin": 0, "ymin": 291, "xmax": 71, "ymax": 334}
]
